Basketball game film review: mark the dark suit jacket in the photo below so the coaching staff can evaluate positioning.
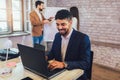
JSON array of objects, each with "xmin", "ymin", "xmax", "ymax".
[{"xmin": 47, "ymin": 29, "xmax": 91, "ymax": 79}]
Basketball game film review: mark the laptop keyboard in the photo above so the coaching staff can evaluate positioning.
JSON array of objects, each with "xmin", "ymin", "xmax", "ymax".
[{"xmin": 47, "ymin": 68, "xmax": 66, "ymax": 78}]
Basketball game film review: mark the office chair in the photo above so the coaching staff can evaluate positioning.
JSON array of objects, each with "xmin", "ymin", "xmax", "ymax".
[{"xmin": 87, "ymin": 51, "xmax": 94, "ymax": 80}]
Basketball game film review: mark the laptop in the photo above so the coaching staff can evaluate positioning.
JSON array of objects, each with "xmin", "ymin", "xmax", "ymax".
[
  {"xmin": 33, "ymin": 43, "xmax": 45, "ymax": 52},
  {"xmin": 17, "ymin": 44, "xmax": 66, "ymax": 80}
]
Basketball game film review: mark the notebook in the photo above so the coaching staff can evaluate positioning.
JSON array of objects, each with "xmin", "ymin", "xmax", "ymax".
[{"xmin": 17, "ymin": 44, "xmax": 66, "ymax": 80}]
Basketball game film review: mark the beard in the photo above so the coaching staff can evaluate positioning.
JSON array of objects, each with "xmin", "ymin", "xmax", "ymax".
[
  {"xmin": 58, "ymin": 29, "xmax": 69, "ymax": 36},
  {"xmin": 39, "ymin": 9, "xmax": 43, "ymax": 11}
]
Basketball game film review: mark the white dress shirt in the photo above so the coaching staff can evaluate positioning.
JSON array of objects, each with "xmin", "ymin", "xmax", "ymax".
[
  {"xmin": 35, "ymin": 9, "xmax": 43, "ymax": 21},
  {"xmin": 61, "ymin": 28, "xmax": 73, "ymax": 61},
  {"xmin": 72, "ymin": 17, "xmax": 77, "ymax": 30}
]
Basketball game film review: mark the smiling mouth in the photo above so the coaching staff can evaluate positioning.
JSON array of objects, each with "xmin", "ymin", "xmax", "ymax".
[{"xmin": 59, "ymin": 30, "xmax": 65, "ymax": 32}]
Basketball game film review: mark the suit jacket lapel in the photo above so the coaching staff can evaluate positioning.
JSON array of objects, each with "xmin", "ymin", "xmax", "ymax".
[
  {"xmin": 58, "ymin": 34, "xmax": 62, "ymax": 56},
  {"xmin": 65, "ymin": 30, "xmax": 76, "ymax": 58},
  {"xmin": 56, "ymin": 34, "xmax": 62, "ymax": 61},
  {"xmin": 34, "ymin": 10, "xmax": 43, "ymax": 22},
  {"xmin": 41, "ymin": 13, "xmax": 45, "ymax": 20}
]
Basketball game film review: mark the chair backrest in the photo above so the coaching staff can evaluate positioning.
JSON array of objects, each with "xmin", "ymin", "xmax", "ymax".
[
  {"xmin": 87, "ymin": 51, "xmax": 94, "ymax": 80},
  {"xmin": 0, "ymin": 38, "xmax": 8, "ymax": 49}
]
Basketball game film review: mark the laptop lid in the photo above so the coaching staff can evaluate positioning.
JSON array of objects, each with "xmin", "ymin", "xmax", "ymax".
[
  {"xmin": 17, "ymin": 44, "xmax": 49, "ymax": 78},
  {"xmin": 33, "ymin": 43, "xmax": 45, "ymax": 52},
  {"xmin": 17, "ymin": 44, "xmax": 66, "ymax": 79}
]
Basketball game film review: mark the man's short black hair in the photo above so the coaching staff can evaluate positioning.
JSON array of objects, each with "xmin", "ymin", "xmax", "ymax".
[
  {"xmin": 35, "ymin": 1, "xmax": 44, "ymax": 8},
  {"xmin": 55, "ymin": 9, "xmax": 72, "ymax": 20}
]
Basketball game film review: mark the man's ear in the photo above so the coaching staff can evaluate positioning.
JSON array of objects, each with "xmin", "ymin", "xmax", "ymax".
[{"xmin": 69, "ymin": 20, "xmax": 72, "ymax": 25}]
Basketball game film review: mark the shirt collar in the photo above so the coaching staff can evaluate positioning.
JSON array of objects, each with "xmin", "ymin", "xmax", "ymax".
[
  {"xmin": 35, "ymin": 9, "xmax": 42, "ymax": 13},
  {"xmin": 61, "ymin": 28, "xmax": 73, "ymax": 39},
  {"xmin": 35, "ymin": 9, "xmax": 39, "ymax": 13}
]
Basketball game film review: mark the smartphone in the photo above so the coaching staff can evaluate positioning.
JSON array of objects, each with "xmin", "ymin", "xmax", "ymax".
[{"xmin": 21, "ymin": 77, "xmax": 33, "ymax": 80}]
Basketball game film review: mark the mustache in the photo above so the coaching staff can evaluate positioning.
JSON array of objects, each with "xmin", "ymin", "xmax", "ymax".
[{"xmin": 58, "ymin": 29, "xmax": 65, "ymax": 31}]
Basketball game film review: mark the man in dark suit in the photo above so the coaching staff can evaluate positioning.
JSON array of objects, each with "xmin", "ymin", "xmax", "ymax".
[{"xmin": 47, "ymin": 9, "xmax": 91, "ymax": 80}]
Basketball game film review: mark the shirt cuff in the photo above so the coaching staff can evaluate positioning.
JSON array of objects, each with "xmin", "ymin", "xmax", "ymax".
[{"xmin": 63, "ymin": 62, "xmax": 68, "ymax": 68}]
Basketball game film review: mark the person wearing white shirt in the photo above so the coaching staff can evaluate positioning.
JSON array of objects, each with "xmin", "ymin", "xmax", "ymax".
[{"xmin": 70, "ymin": 6, "xmax": 80, "ymax": 31}]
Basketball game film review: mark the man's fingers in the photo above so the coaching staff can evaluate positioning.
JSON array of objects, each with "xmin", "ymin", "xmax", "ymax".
[{"xmin": 48, "ymin": 62, "xmax": 57, "ymax": 69}]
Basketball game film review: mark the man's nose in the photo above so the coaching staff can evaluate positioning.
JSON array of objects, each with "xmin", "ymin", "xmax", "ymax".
[{"xmin": 58, "ymin": 25, "xmax": 63, "ymax": 29}]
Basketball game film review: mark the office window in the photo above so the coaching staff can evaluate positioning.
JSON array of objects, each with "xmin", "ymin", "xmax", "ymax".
[
  {"xmin": 0, "ymin": 0, "xmax": 8, "ymax": 33},
  {"xmin": 0, "ymin": 0, "xmax": 23, "ymax": 34},
  {"xmin": 12, "ymin": 0, "xmax": 22, "ymax": 31},
  {"xmin": 24, "ymin": 0, "xmax": 32, "ymax": 32},
  {"xmin": 0, "ymin": 0, "xmax": 33, "ymax": 34},
  {"xmin": 0, "ymin": 0, "xmax": 47, "ymax": 34}
]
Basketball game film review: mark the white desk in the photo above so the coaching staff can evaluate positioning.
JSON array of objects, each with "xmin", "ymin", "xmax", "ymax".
[{"xmin": 0, "ymin": 58, "xmax": 84, "ymax": 80}]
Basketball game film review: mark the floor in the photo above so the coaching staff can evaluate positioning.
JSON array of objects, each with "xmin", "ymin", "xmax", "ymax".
[{"xmin": 92, "ymin": 63, "xmax": 120, "ymax": 80}]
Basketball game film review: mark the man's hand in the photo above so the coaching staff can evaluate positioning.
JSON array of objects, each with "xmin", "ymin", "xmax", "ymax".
[
  {"xmin": 49, "ymin": 17, "xmax": 54, "ymax": 20},
  {"xmin": 43, "ymin": 20, "xmax": 50, "ymax": 23},
  {"xmin": 48, "ymin": 17, "xmax": 54, "ymax": 22},
  {"xmin": 48, "ymin": 60, "xmax": 65, "ymax": 70}
]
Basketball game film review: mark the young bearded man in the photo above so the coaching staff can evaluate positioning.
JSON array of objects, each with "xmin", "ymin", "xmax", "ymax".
[
  {"xmin": 47, "ymin": 9, "xmax": 91, "ymax": 80},
  {"xmin": 30, "ymin": 1, "xmax": 53, "ymax": 45}
]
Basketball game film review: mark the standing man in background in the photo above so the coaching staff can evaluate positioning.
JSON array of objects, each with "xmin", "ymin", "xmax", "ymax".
[{"xmin": 30, "ymin": 1, "xmax": 52, "ymax": 45}]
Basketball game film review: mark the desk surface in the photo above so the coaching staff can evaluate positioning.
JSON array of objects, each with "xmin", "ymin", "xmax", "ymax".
[{"xmin": 0, "ymin": 58, "xmax": 84, "ymax": 80}]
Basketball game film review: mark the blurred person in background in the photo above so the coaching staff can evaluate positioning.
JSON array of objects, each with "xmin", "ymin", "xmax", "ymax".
[
  {"xmin": 30, "ymin": 0, "xmax": 53, "ymax": 45},
  {"xmin": 70, "ymin": 6, "xmax": 80, "ymax": 31}
]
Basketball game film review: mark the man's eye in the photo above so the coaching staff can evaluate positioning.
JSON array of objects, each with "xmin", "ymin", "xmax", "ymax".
[
  {"xmin": 56, "ymin": 23, "xmax": 66, "ymax": 26},
  {"xmin": 61, "ymin": 23, "xmax": 66, "ymax": 26},
  {"xmin": 56, "ymin": 24, "xmax": 59, "ymax": 26}
]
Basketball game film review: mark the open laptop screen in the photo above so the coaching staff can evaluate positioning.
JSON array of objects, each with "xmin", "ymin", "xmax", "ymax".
[
  {"xmin": 17, "ymin": 44, "xmax": 66, "ymax": 79},
  {"xmin": 33, "ymin": 44, "xmax": 45, "ymax": 52},
  {"xmin": 17, "ymin": 44, "xmax": 49, "ymax": 77}
]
